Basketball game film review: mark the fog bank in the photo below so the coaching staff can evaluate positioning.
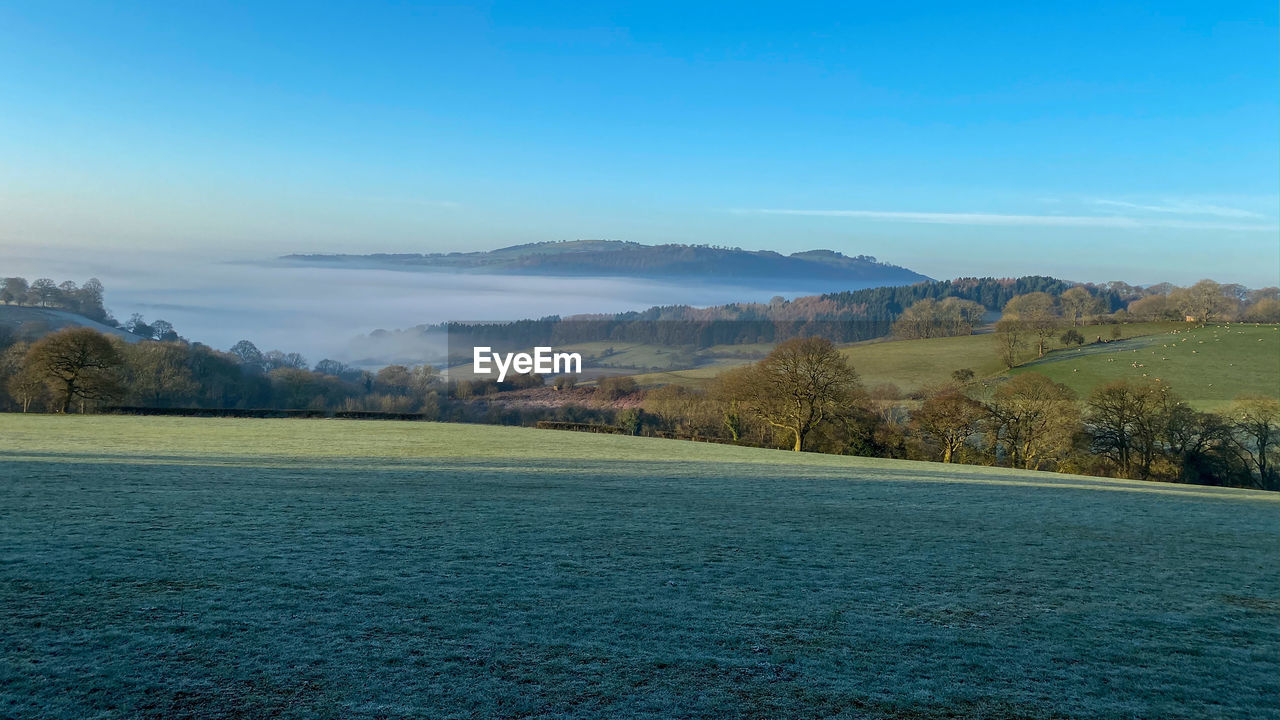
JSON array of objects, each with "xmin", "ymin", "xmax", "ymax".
[{"xmin": 2, "ymin": 248, "xmax": 859, "ymax": 364}]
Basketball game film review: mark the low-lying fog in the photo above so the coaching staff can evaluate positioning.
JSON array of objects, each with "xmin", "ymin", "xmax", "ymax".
[{"xmin": 4, "ymin": 248, "xmax": 864, "ymax": 366}]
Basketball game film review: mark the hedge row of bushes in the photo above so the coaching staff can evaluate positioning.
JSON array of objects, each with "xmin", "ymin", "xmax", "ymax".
[
  {"xmin": 534, "ymin": 421, "xmax": 625, "ymax": 434},
  {"xmin": 105, "ymin": 406, "xmax": 428, "ymax": 421}
]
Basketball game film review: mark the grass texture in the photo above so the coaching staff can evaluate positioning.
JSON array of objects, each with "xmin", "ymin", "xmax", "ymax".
[
  {"xmin": 1, "ymin": 415, "xmax": 1277, "ymax": 719},
  {"xmin": 630, "ymin": 322, "xmax": 1203, "ymax": 392},
  {"xmin": 1012, "ymin": 324, "xmax": 1280, "ymax": 410}
]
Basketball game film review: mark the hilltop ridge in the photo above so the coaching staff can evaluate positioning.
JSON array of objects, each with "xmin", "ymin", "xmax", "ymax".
[{"xmin": 282, "ymin": 239, "xmax": 932, "ymax": 286}]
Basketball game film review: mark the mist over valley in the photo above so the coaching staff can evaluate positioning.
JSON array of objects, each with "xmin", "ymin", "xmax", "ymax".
[{"xmin": 3, "ymin": 245, "xmax": 918, "ymax": 365}]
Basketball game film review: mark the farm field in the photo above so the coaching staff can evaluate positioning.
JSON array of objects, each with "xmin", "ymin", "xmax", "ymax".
[
  {"xmin": 1011, "ymin": 324, "xmax": 1280, "ymax": 411},
  {"xmin": 0, "ymin": 305, "xmax": 139, "ymax": 343},
  {"xmin": 629, "ymin": 322, "xmax": 1188, "ymax": 391},
  {"xmin": 1, "ymin": 415, "xmax": 1277, "ymax": 719}
]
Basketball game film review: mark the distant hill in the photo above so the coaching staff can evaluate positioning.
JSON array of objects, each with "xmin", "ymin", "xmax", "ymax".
[
  {"xmin": 282, "ymin": 240, "xmax": 932, "ymax": 286},
  {"xmin": 0, "ymin": 306, "xmax": 140, "ymax": 344}
]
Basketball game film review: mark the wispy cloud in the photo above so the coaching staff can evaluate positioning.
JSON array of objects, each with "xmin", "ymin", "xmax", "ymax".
[
  {"xmin": 735, "ymin": 208, "xmax": 1278, "ymax": 232},
  {"xmin": 1090, "ymin": 198, "xmax": 1266, "ymax": 219}
]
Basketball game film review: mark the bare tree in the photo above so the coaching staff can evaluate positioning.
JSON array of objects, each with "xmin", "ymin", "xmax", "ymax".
[
  {"xmin": 150, "ymin": 319, "xmax": 179, "ymax": 342},
  {"xmin": 994, "ymin": 318, "xmax": 1027, "ymax": 368},
  {"xmin": 1, "ymin": 341, "xmax": 42, "ymax": 411},
  {"xmin": 30, "ymin": 278, "xmax": 58, "ymax": 307},
  {"xmin": 1171, "ymin": 279, "xmax": 1236, "ymax": 322},
  {"xmin": 120, "ymin": 340, "xmax": 197, "ymax": 406},
  {"xmin": 6, "ymin": 366, "xmax": 45, "ymax": 412},
  {"xmin": 230, "ymin": 340, "xmax": 265, "ymax": 370},
  {"xmin": 913, "ymin": 390, "xmax": 985, "ymax": 463},
  {"xmin": 1059, "ymin": 286, "xmax": 1103, "ymax": 326},
  {"xmin": 722, "ymin": 337, "xmax": 861, "ymax": 451},
  {"xmin": 1003, "ymin": 293, "xmax": 1062, "ymax": 357},
  {"xmin": 1086, "ymin": 379, "xmax": 1168, "ymax": 480},
  {"xmin": 893, "ymin": 297, "xmax": 985, "ymax": 339},
  {"xmin": 984, "ymin": 373, "xmax": 1079, "ymax": 470},
  {"xmin": 1231, "ymin": 395, "xmax": 1279, "ymax": 489},
  {"xmin": 25, "ymin": 327, "xmax": 124, "ymax": 412},
  {"xmin": 0, "ymin": 277, "xmax": 27, "ymax": 305}
]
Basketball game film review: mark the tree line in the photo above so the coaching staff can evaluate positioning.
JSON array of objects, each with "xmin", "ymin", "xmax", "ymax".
[
  {"xmin": 0, "ymin": 328, "xmax": 444, "ymax": 417},
  {"xmin": 1, "ymin": 276, "xmax": 112, "ymax": 324},
  {"xmin": 2, "ymin": 274, "xmax": 1275, "ymax": 491},
  {"xmin": 0, "ymin": 276, "xmax": 192, "ymax": 344},
  {"xmin": 991, "ymin": 280, "xmax": 1278, "ymax": 366},
  {"xmin": 636, "ymin": 337, "xmax": 1277, "ymax": 490},
  {"xmin": 6, "ymin": 325, "xmax": 1273, "ymax": 490},
  {"xmin": 412, "ymin": 276, "xmax": 1278, "ymax": 357}
]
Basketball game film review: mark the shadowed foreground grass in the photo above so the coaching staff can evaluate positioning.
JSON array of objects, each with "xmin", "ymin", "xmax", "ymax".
[{"xmin": 1, "ymin": 416, "xmax": 1277, "ymax": 719}]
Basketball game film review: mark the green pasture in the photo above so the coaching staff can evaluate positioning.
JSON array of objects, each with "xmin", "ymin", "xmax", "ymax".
[
  {"xmin": 1, "ymin": 415, "xmax": 1276, "ymax": 718},
  {"xmin": 631, "ymin": 322, "xmax": 1187, "ymax": 392},
  {"xmin": 1011, "ymin": 324, "xmax": 1280, "ymax": 410}
]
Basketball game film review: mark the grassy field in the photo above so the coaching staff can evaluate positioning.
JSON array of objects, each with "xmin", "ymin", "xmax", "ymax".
[
  {"xmin": 629, "ymin": 322, "xmax": 1189, "ymax": 392},
  {"xmin": 1, "ymin": 415, "xmax": 1277, "ymax": 719},
  {"xmin": 0, "ymin": 305, "xmax": 139, "ymax": 343},
  {"xmin": 1011, "ymin": 324, "xmax": 1280, "ymax": 410}
]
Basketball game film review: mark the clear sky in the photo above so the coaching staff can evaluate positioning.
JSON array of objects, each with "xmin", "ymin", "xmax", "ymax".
[{"xmin": 1, "ymin": 1, "xmax": 1277, "ymax": 286}]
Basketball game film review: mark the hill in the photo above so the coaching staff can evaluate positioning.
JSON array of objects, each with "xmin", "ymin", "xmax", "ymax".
[
  {"xmin": 0, "ymin": 306, "xmax": 139, "ymax": 344},
  {"xmin": 1010, "ymin": 323, "xmax": 1280, "ymax": 411},
  {"xmin": 284, "ymin": 239, "xmax": 932, "ymax": 287},
  {"xmin": 628, "ymin": 322, "xmax": 1188, "ymax": 390},
  {"xmin": 2, "ymin": 415, "xmax": 1276, "ymax": 718}
]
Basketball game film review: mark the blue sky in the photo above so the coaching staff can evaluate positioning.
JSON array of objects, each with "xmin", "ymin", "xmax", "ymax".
[{"xmin": 1, "ymin": 1, "xmax": 1276, "ymax": 285}]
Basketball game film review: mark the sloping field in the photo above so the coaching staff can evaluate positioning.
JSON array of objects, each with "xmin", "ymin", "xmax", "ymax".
[
  {"xmin": 1012, "ymin": 324, "xmax": 1279, "ymax": 410},
  {"xmin": 0, "ymin": 306, "xmax": 138, "ymax": 343},
  {"xmin": 629, "ymin": 322, "xmax": 1187, "ymax": 391},
  {"xmin": 1, "ymin": 416, "xmax": 1277, "ymax": 719}
]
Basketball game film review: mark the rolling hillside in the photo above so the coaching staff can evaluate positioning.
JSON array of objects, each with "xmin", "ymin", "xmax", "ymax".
[
  {"xmin": 284, "ymin": 239, "xmax": 932, "ymax": 286},
  {"xmin": 628, "ymin": 322, "xmax": 1204, "ymax": 392},
  {"xmin": 1, "ymin": 416, "xmax": 1276, "ymax": 718},
  {"xmin": 0, "ymin": 306, "xmax": 138, "ymax": 343},
  {"xmin": 1011, "ymin": 323, "xmax": 1280, "ymax": 410}
]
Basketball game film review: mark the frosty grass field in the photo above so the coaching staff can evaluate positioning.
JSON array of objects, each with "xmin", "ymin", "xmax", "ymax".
[{"xmin": 1, "ymin": 415, "xmax": 1277, "ymax": 719}]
